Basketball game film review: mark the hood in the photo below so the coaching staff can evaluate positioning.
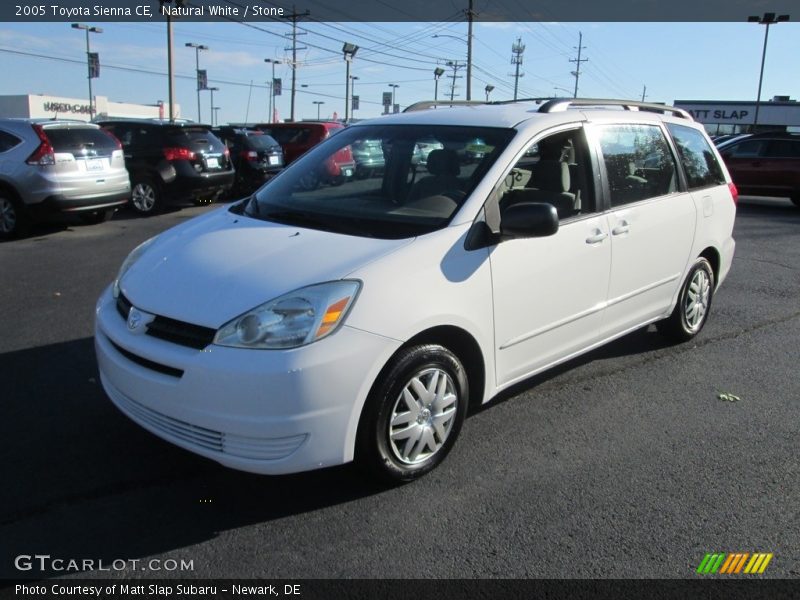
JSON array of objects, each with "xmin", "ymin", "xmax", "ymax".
[{"xmin": 121, "ymin": 207, "xmax": 412, "ymax": 328}]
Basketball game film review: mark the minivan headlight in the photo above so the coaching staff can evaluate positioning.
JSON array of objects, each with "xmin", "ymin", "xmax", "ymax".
[
  {"xmin": 112, "ymin": 236, "xmax": 158, "ymax": 299},
  {"xmin": 214, "ymin": 280, "xmax": 361, "ymax": 349}
]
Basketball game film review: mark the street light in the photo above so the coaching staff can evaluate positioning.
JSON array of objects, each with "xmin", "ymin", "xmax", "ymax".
[
  {"xmin": 312, "ymin": 100, "xmax": 325, "ymax": 120},
  {"xmin": 264, "ymin": 59, "xmax": 283, "ymax": 124},
  {"xmin": 747, "ymin": 12, "xmax": 790, "ymax": 130},
  {"xmin": 350, "ymin": 75, "xmax": 359, "ymax": 117},
  {"xmin": 71, "ymin": 23, "xmax": 102, "ymax": 119},
  {"xmin": 208, "ymin": 87, "xmax": 219, "ymax": 125},
  {"xmin": 185, "ymin": 43, "xmax": 208, "ymax": 123},
  {"xmin": 389, "ymin": 83, "xmax": 399, "ymax": 113},
  {"xmin": 342, "ymin": 42, "xmax": 359, "ymax": 122},
  {"xmin": 484, "ymin": 84, "xmax": 494, "ymax": 102},
  {"xmin": 553, "ymin": 86, "xmax": 573, "ymax": 96},
  {"xmin": 213, "ymin": 106, "xmax": 221, "ymax": 126},
  {"xmin": 433, "ymin": 67, "xmax": 445, "ymax": 102},
  {"xmin": 433, "ymin": 33, "xmax": 472, "ymax": 100}
]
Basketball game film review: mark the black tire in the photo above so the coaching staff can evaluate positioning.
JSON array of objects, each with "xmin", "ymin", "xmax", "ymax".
[
  {"xmin": 791, "ymin": 194, "xmax": 800, "ymax": 208},
  {"xmin": 356, "ymin": 344, "xmax": 468, "ymax": 483},
  {"xmin": 656, "ymin": 257, "xmax": 715, "ymax": 342},
  {"xmin": 79, "ymin": 208, "xmax": 115, "ymax": 225},
  {"xmin": 130, "ymin": 177, "xmax": 162, "ymax": 215},
  {"xmin": 0, "ymin": 193, "xmax": 27, "ymax": 241}
]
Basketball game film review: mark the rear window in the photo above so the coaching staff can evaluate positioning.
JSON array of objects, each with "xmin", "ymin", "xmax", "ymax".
[
  {"xmin": 666, "ymin": 123, "xmax": 726, "ymax": 190},
  {"xmin": 0, "ymin": 130, "xmax": 22, "ymax": 152},
  {"xmin": 245, "ymin": 133, "xmax": 280, "ymax": 150},
  {"xmin": 166, "ymin": 127, "xmax": 225, "ymax": 152},
  {"xmin": 44, "ymin": 127, "xmax": 118, "ymax": 154}
]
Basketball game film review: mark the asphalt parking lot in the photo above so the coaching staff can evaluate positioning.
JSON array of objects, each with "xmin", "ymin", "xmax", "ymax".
[{"xmin": 1, "ymin": 197, "xmax": 798, "ymax": 580}]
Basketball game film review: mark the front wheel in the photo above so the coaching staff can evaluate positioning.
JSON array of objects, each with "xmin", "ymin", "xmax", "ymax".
[
  {"xmin": 356, "ymin": 344, "xmax": 468, "ymax": 483},
  {"xmin": 656, "ymin": 257, "xmax": 715, "ymax": 342}
]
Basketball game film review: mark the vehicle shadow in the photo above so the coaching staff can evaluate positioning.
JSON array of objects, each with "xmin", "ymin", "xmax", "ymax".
[
  {"xmin": 0, "ymin": 337, "xmax": 389, "ymax": 579},
  {"xmin": 471, "ymin": 325, "xmax": 676, "ymax": 415}
]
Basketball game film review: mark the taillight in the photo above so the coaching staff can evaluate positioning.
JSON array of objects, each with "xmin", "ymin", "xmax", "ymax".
[
  {"xmin": 26, "ymin": 124, "xmax": 55, "ymax": 165},
  {"xmin": 163, "ymin": 147, "xmax": 196, "ymax": 161},
  {"xmin": 104, "ymin": 130, "xmax": 123, "ymax": 150},
  {"xmin": 240, "ymin": 150, "xmax": 258, "ymax": 160},
  {"xmin": 728, "ymin": 182, "xmax": 739, "ymax": 205}
]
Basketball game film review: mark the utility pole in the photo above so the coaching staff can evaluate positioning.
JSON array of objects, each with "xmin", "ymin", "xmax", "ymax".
[
  {"xmin": 446, "ymin": 61, "xmax": 465, "ymax": 103},
  {"xmin": 641, "ymin": 85, "xmax": 647, "ymax": 102},
  {"xmin": 465, "ymin": 0, "xmax": 475, "ymax": 101},
  {"xmin": 569, "ymin": 31, "xmax": 588, "ymax": 98},
  {"xmin": 510, "ymin": 38, "xmax": 525, "ymax": 101},
  {"xmin": 282, "ymin": 6, "xmax": 309, "ymax": 122}
]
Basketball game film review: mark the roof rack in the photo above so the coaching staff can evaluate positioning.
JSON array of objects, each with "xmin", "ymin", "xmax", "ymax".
[
  {"xmin": 403, "ymin": 97, "xmax": 692, "ymax": 120},
  {"xmin": 537, "ymin": 98, "xmax": 692, "ymax": 119}
]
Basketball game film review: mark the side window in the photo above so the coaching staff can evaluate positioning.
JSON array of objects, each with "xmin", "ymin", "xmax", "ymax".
[
  {"xmin": 666, "ymin": 123, "xmax": 726, "ymax": 190},
  {"xmin": 598, "ymin": 123, "xmax": 678, "ymax": 207},
  {"xmin": 765, "ymin": 140, "xmax": 800, "ymax": 158},
  {"xmin": 725, "ymin": 139, "xmax": 766, "ymax": 158},
  {"xmin": 498, "ymin": 127, "xmax": 594, "ymax": 221},
  {"xmin": 0, "ymin": 130, "xmax": 22, "ymax": 153},
  {"xmin": 106, "ymin": 125, "xmax": 133, "ymax": 148}
]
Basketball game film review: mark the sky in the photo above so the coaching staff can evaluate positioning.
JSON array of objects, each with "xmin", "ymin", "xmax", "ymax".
[{"xmin": 0, "ymin": 17, "xmax": 798, "ymax": 125}]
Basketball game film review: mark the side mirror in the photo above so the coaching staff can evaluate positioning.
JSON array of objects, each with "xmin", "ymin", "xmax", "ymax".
[{"xmin": 500, "ymin": 202, "xmax": 559, "ymax": 239}]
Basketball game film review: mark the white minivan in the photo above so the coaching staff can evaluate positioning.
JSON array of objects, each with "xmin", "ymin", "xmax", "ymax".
[{"xmin": 95, "ymin": 99, "xmax": 737, "ymax": 482}]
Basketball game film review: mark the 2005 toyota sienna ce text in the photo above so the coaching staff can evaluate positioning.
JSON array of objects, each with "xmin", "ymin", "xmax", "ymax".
[{"xmin": 95, "ymin": 98, "xmax": 737, "ymax": 482}]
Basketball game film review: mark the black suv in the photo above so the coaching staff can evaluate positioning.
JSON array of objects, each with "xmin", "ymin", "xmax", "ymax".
[
  {"xmin": 213, "ymin": 126, "xmax": 284, "ymax": 196},
  {"xmin": 98, "ymin": 120, "xmax": 235, "ymax": 214},
  {"xmin": 717, "ymin": 132, "xmax": 800, "ymax": 207}
]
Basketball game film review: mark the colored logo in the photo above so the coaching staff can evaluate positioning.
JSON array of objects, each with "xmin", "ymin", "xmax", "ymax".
[{"xmin": 696, "ymin": 553, "xmax": 773, "ymax": 575}]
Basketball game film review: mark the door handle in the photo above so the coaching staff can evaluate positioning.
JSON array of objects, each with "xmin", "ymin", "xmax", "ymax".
[
  {"xmin": 612, "ymin": 221, "xmax": 630, "ymax": 236},
  {"xmin": 585, "ymin": 230, "xmax": 608, "ymax": 245}
]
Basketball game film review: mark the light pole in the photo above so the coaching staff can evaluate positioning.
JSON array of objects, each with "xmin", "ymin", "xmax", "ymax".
[
  {"xmin": 213, "ymin": 107, "xmax": 221, "ymax": 126},
  {"xmin": 389, "ymin": 83, "xmax": 399, "ymax": 113},
  {"xmin": 433, "ymin": 67, "xmax": 445, "ymax": 102},
  {"xmin": 71, "ymin": 23, "xmax": 102, "ymax": 119},
  {"xmin": 343, "ymin": 42, "xmax": 359, "ymax": 122},
  {"xmin": 185, "ymin": 42, "xmax": 208, "ymax": 123},
  {"xmin": 433, "ymin": 33, "xmax": 472, "ymax": 100},
  {"xmin": 350, "ymin": 75, "xmax": 359, "ymax": 118},
  {"xmin": 208, "ymin": 87, "xmax": 219, "ymax": 125},
  {"xmin": 553, "ymin": 86, "xmax": 573, "ymax": 97},
  {"xmin": 313, "ymin": 100, "xmax": 324, "ymax": 120},
  {"xmin": 484, "ymin": 84, "xmax": 494, "ymax": 102},
  {"xmin": 747, "ymin": 12, "xmax": 790, "ymax": 130},
  {"xmin": 264, "ymin": 58, "xmax": 282, "ymax": 123}
]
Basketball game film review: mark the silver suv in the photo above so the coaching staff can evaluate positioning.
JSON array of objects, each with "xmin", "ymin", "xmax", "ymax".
[{"xmin": 0, "ymin": 119, "xmax": 131, "ymax": 240}]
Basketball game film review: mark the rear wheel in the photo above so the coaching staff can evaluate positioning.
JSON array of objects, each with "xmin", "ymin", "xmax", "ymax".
[
  {"xmin": 130, "ymin": 177, "xmax": 161, "ymax": 215},
  {"xmin": 0, "ymin": 194, "xmax": 26, "ymax": 241},
  {"xmin": 356, "ymin": 344, "xmax": 468, "ymax": 483},
  {"xmin": 656, "ymin": 257, "xmax": 715, "ymax": 342}
]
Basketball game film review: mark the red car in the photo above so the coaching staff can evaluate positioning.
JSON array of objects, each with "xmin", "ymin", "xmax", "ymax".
[
  {"xmin": 255, "ymin": 121, "xmax": 355, "ymax": 190},
  {"xmin": 717, "ymin": 132, "xmax": 800, "ymax": 207}
]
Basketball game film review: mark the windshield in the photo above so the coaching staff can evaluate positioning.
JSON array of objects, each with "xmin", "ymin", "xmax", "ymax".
[{"xmin": 242, "ymin": 124, "xmax": 515, "ymax": 239}]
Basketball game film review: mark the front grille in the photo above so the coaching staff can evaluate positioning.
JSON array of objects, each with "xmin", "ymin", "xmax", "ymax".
[
  {"xmin": 116, "ymin": 293, "xmax": 216, "ymax": 350},
  {"xmin": 109, "ymin": 339, "xmax": 184, "ymax": 378},
  {"xmin": 146, "ymin": 315, "xmax": 216, "ymax": 350},
  {"xmin": 106, "ymin": 382, "xmax": 308, "ymax": 461}
]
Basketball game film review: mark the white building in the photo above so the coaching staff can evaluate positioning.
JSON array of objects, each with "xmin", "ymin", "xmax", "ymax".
[
  {"xmin": 0, "ymin": 94, "xmax": 182, "ymax": 121},
  {"xmin": 674, "ymin": 97, "xmax": 800, "ymax": 135}
]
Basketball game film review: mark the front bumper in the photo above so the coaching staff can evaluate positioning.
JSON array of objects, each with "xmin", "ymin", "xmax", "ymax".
[{"xmin": 95, "ymin": 287, "xmax": 400, "ymax": 475}]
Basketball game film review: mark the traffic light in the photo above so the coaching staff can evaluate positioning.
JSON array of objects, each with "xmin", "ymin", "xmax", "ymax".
[
  {"xmin": 273, "ymin": 78, "xmax": 282, "ymax": 96},
  {"xmin": 88, "ymin": 52, "xmax": 99, "ymax": 78}
]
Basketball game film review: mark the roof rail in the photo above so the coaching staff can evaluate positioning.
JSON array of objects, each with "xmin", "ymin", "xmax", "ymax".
[
  {"xmin": 403, "ymin": 100, "xmax": 487, "ymax": 112},
  {"xmin": 537, "ymin": 98, "xmax": 693, "ymax": 120}
]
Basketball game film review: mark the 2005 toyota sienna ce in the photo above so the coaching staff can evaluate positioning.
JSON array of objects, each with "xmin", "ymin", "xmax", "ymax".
[{"xmin": 95, "ymin": 98, "xmax": 737, "ymax": 482}]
